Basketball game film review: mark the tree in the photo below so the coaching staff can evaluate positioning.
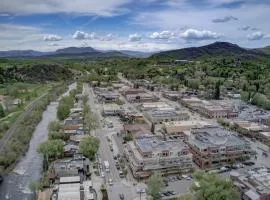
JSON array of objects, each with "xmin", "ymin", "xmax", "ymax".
[
  {"xmin": 214, "ymin": 81, "xmax": 221, "ymax": 100},
  {"xmin": 151, "ymin": 123, "xmax": 155, "ymax": 133},
  {"xmin": 48, "ymin": 131, "xmax": 68, "ymax": 141},
  {"xmin": 82, "ymin": 95, "xmax": 88, "ymax": 104},
  {"xmin": 79, "ymin": 136, "xmax": 100, "ymax": 160},
  {"xmin": 38, "ymin": 139, "xmax": 64, "ymax": 161},
  {"xmin": 191, "ymin": 171, "xmax": 240, "ymax": 200},
  {"xmin": 0, "ymin": 104, "xmax": 5, "ymax": 118},
  {"xmin": 147, "ymin": 172, "xmax": 164, "ymax": 200},
  {"xmin": 178, "ymin": 195, "xmax": 193, "ymax": 200},
  {"xmin": 48, "ymin": 120, "xmax": 60, "ymax": 132},
  {"xmin": 3, "ymin": 96, "xmax": 12, "ymax": 112},
  {"xmin": 29, "ymin": 181, "xmax": 40, "ymax": 196},
  {"xmin": 57, "ymin": 103, "xmax": 70, "ymax": 120},
  {"xmin": 84, "ymin": 110, "xmax": 99, "ymax": 133}
]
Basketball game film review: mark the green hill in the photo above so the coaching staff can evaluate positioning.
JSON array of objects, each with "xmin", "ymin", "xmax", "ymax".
[
  {"xmin": 151, "ymin": 42, "xmax": 265, "ymax": 60},
  {"xmin": 255, "ymin": 45, "xmax": 270, "ymax": 55}
]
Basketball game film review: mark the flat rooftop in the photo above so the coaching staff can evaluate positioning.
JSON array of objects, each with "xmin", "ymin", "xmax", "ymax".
[
  {"xmin": 135, "ymin": 137, "xmax": 188, "ymax": 153},
  {"xmin": 150, "ymin": 109, "xmax": 181, "ymax": 117},
  {"xmin": 59, "ymin": 176, "xmax": 80, "ymax": 184},
  {"xmin": 141, "ymin": 102, "xmax": 170, "ymax": 108},
  {"xmin": 235, "ymin": 120, "xmax": 268, "ymax": 131},
  {"xmin": 58, "ymin": 183, "xmax": 80, "ymax": 200},
  {"xmin": 103, "ymin": 103, "xmax": 121, "ymax": 110},
  {"xmin": 191, "ymin": 126, "xmax": 249, "ymax": 148},
  {"xmin": 164, "ymin": 120, "xmax": 212, "ymax": 127},
  {"xmin": 260, "ymin": 132, "xmax": 270, "ymax": 138}
]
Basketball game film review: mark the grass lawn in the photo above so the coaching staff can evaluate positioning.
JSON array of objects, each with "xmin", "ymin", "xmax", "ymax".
[{"xmin": 0, "ymin": 82, "xmax": 52, "ymax": 139}]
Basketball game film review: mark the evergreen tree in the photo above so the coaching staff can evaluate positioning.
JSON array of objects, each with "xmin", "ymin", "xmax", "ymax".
[{"xmin": 0, "ymin": 104, "xmax": 5, "ymax": 118}]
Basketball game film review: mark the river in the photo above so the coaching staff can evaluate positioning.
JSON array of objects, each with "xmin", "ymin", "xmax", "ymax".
[{"xmin": 0, "ymin": 83, "xmax": 76, "ymax": 200}]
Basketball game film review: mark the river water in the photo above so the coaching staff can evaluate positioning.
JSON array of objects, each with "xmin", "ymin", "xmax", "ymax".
[{"xmin": 0, "ymin": 83, "xmax": 76, "ymax": 200}]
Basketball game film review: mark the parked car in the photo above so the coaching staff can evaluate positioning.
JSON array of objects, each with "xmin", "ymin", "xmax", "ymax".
[
  {"xmin": 182, "ymin": 175, "xmax": 191, "ymax": 180},
  {"xmin": 101, "ymin": 172, "xmax": 105, "ymax": 177},
  {"xmin": 136, "ymin": 188, "xmax": 146, "ymax": 193},
  {"xmin": 243, "ymin": 161, "xmax": 255, "ymax": 166},
  {"xmin": 109, "ymin": 179, "xmax": 113, "ymax": 186},
  {"xmin": 119, "ymin": 193, "xmax": 124, "ymax": 200}
]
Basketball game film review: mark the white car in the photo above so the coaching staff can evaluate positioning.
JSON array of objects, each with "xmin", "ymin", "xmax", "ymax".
[
  {"xmin": 136, "ymin": 188, "xmax": 146, "ymax": 193},
  {"xmin": 182, "ymin": 175, "xmax": 191, "ymax": 180},
  {"xmin": 101, "ymin": 172, "xmax": 105, "ymax": 177},
  {"xmin": 109, "ymin": 178, "xmax": 113, "ymax": 186}
]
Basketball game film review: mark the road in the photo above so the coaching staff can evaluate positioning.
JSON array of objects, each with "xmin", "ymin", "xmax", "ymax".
[
  {"xmin": 0, "ymin": 92, "xmax": 48, "ymax": 152},
  {"xmin": 84, "ymin": 83, "xmax": 147, "ymax": 200}
]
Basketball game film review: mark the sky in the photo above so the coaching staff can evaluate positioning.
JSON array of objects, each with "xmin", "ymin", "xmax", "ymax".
[{"xmin": 0, "ymin": 0, "xmax": 270, "ymax": 52}]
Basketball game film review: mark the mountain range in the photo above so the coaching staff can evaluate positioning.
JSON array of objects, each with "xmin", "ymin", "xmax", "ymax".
[
  {"xmin": 0, "ymin": 47, "xmax": 151, "ymax": 58},
  {"xmin": 151, "ymin": 42, "xmax": 270, "ymax": 60},
  {"xmin": 0, "ymin": 42, "xmax": 269, "ymax": 60}
]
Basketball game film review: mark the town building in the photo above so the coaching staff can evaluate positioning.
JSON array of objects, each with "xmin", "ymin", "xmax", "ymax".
[
  {"xmin": 234, "ymin": 121, "xmax": 269, "ymax": 132},
  {"xmin": 122, "ymin": 123, "xmax": 152, "ymax": 138},
  {"xmin": 61, "ymin": 117, "xmax": 83, "ymax": 136},
  {"xmin": 120, "ymin": 88, "xmax": 145, "ymax": 96},
  {"xmin": 112, "ymin": 83, "xmax": 126, "ymax": 89},
  {"xmin": 163, "ymin": 120, "xmax": 213, "ymax": 140},
  {"xmin": 187, "ymin": 126, "xmax": 252, "ymax": 169},
  {"xmin": 102, "ymin": 103, "xmax": 122, "ymax": 116},
  {"xmin": 162, "ymin": 91, "xmax": 180, "ymax": 101},
  {"xmin": 258, "ymin": 132, "xmax": 270, "ymax": 144},
  {"xmin": 125, "ymin": 93, "xmax": 157, "ymax": 103},
  {"xmin": 230, "ymin": 167, "xmax": 270, "ymax": 200},
  {"xmin": 97, "ymin": 92, "xmax": 120, "ymax": 103},
  {"xmin": 57, "ymin": 177, "xmax": 94, "ymax": 200},
  {"xmin": 145, "ymin": 109, "xmax": 189, "ymax": 124},
  {"xmin": 139, "ymin": 102, "xmax": 171, "ymax": 111},
  {"xmin": 181, "ymin": 97, "xmax": 238, "ymax": 119},
  {"xmin": 125, "ymin": 137, "xmax": 193, "ymax": 178}
]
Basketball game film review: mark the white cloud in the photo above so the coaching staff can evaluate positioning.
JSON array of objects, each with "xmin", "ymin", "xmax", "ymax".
[
  {"xmin": 43, "ymin": 34, "xmax": 62, "ymax": 41},
  {"xmin": 128, "ymin": 33, "xmax": 141, "ymax": 42},
  {"xmin": 239, "ymin": 25, "xmax": 251, "ymax": 31},
  {"xmin": 100, "ymin": 33, "xmax": 113, "ymax": 41},
  {"xmin": 48, "ymin": 43, "xmax": 59, "ymax": 46},
  {"xmin": 180, "ymin": 29, "xmax": 220, "ymax": 40},
  {"xmin": 0, "ymin": 0, "xmax": 131, "ymax": 16},
  {"xmin": 72, "ymin": 31, "xmax": 98, "ymax": 40},
  {"xmin": 149, "ymin": 31, "xmax": 175, "ymax": 39},
  {"xmin": 247, "ymin": 31, "xmax": 270, "ymax": 40},
  {"xmin": 0, "ymin": 13, "xmax": 10, "ymax": 17}
]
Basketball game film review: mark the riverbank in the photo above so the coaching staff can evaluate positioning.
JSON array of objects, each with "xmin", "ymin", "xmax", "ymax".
[
  {"xmin": 0, "ymin": 82, "xmax": 69, "ymax": 171},
  {"xmin": 0, "ymin": 83, "xmax": 76, "ymax": 200}
]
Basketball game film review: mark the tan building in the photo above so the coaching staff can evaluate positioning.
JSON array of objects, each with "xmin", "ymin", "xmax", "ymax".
[
  {"xmin": 125, "ymin": 137, "xmax": 193, "ymax": 178},
  {"xmin": 139, "ymin": 102, "xmax": 171, "ymax": 111},
  {"xmin": 163, "ymin": 120, "xmax": 213, "ymax": 139},
  {"xmin": 145, "ymin": 109, "xmax": 189, "ymax": 124},
  {"xmin": 122, "ymin": 123, "xmax": 152, "ymax": 138},
  {"xmin": 181, "ymin": 97, "xmax": 238, "ymax": 119},
  {"xmin": 188, "ymin": 126, "xmax": 252, "ymax": 169},
  {"xmin": 102, "ymin": 103, "xmax": 122, "ymax": 116},
  {"xmin": 126, "ymin": 93, "xmax": 157, "ymax": 103}
]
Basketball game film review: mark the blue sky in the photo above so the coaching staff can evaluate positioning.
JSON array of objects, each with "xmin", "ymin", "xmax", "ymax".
[{"xmin": 0, "ymin": 0, "xmax": 269, "ymax": 51}]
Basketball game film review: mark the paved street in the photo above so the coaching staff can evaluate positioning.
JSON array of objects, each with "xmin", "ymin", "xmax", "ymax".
[{"xmin": 84, "ymin": 83, "xmax": 147, "ymax": 200}]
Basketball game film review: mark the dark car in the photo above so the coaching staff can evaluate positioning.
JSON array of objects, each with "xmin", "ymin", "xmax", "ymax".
[
  {"xmin": 119, "ymin": 193, "xmax": 125, "ymax": 200},
  {"xmin": 243, "ymin": 161, "xmax": 255, "ymax": 166},
  {"xmin": 0, "ymin": 174, "xmax": 3, "ymax": 184}
]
